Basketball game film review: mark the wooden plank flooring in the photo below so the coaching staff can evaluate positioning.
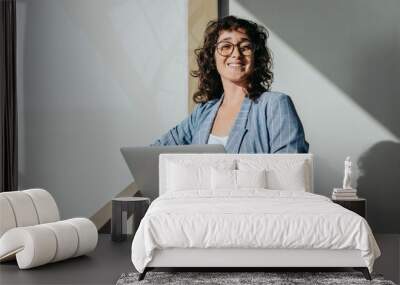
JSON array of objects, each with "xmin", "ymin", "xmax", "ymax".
[
  {"xmin": 0, "ymin": 234, "xmax": 133, "ymax": 285},
  {"xmin": 1, "ymin": 234, "xmax": 398, "ymax": 284}
]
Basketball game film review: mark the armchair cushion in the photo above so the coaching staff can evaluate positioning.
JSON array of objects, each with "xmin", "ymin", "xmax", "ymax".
[
  {"xmin": 0, "ymin": 189, "xmax": 97, "ymax": 269},
  {"xmin": 0, "ymin": 218, "xmax": 97, "ymax": 269}
]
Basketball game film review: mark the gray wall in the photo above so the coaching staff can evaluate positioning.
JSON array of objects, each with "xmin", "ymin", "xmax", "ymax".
[
  {"xmin": 16, "ymin": 0, "xmax": 400, "ymax": 233},
  {"xmin": 230, "ymin": 0, "xmax": 400, "ymax": 233},
  {"xmin": 16, "ymin": 0, "xmax": 188, "ymax": 219}
]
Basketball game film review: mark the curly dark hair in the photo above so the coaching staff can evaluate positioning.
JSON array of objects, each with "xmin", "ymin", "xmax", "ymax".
[{"xmin": 191, "ymin": 15, "xmax": 273, "ymax": 103}]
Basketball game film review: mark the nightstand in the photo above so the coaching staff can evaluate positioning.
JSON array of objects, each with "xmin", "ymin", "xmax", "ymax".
[
  {"xmin": 332, "ymin": 198, "xmax": 366, "ymax": 218},
  {"xmin": 111, "ymin": 197, "xmax": 150, "ymax": 242}
]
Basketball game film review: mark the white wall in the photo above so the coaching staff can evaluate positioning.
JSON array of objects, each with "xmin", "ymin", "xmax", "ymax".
[
  {"xmin": 230, "ymin": 0, "xmax": 400, "ymax": 233},
  {"xmin": 17, "ymin": 0, "xmax": 188, "ymax": 219}
]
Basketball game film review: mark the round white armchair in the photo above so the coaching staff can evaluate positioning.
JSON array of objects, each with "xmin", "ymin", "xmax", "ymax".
[{"xmin": 0, "ymin": 189, "xmax": 98, "ymax": 269}]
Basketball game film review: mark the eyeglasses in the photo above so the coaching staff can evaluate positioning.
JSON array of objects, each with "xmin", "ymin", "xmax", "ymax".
[{"xmin": 215, "ymin": 41, "xmax": 254, "ymax": 57}]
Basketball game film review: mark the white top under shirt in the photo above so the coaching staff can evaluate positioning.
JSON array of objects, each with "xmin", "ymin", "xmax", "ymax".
[{"xmin": 207, "ymin": 134, "xmax": 228, "ymax": 147}]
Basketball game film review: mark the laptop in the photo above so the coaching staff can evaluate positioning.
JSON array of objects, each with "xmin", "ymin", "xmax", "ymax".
[{"xmin": 121, "ymin": 145, "xmax": 226, "ymax": 201}]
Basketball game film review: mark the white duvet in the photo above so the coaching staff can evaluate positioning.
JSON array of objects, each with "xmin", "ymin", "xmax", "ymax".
[{"xmin": 131, "ymin": 190, "xmax": 380, "ymax": 273}]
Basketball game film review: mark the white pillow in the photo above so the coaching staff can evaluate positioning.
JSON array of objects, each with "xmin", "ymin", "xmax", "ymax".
[
  {"xmin": 167, "ymin": 162, "xmax": 210, "ymax": 191},
  {"xmin": 211, "ymin": 168, "xmax": 236, "ymax": 190},
  {"xmin": 238, "ymin": 159, "xmax": 308, "ymax": 191},
  {"xmin": 266, "ymin": 161, "xmax": 306, "ymax": 191},
  {"xmin": 167, "ymin": 160, "xmax": 236, "ymax": 191},
  {"xmin": 211, "ymin": 168, "xmax": 267, "ymax": 190},
  {"xmin": 237, "ymin": 169, "xmax": 267, "ymax": 188}
]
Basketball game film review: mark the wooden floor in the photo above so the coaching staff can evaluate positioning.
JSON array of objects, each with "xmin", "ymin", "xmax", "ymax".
[
  {"xmin": 0, "ymin": 234, "xmax": 133, "ymax": 285},
  {"xmin": 1, "ymin": 234, "xmax": 398, "ymax": 284},
  {"xmin": 374, "ymin": 234, "xmax": 400, "ymax": 284}
]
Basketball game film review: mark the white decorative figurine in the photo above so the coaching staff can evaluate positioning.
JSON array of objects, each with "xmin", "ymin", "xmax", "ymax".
[
  {"xmin": 342, "ymin": 156, "xmax": 353, "ymax": 190},
  {"xmin": 332, "ymin": 156, "xmax": 358, "ymax": 199}
]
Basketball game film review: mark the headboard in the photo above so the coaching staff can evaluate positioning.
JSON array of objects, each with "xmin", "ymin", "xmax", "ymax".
[{"xmin": 159, "ymin": 153, "xmax": 314, "ymax": 195}]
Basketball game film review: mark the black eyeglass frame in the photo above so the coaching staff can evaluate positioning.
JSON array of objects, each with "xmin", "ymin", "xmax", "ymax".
[{"xmin": 214, "ymin": 41, "xmax": 255, "ymax": 57}]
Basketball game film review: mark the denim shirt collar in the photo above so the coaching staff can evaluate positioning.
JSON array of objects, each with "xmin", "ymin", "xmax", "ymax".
[{"xmin": 197, "ymin": 94, "xmax": 252, "ymax": 153}]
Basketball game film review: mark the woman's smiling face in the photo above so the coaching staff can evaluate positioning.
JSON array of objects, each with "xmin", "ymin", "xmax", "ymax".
[{"xmin": 214, "ymin": 28, "xmax": 254, "ymax": 87}]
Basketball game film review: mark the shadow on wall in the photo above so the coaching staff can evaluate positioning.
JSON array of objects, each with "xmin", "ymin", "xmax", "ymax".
[
  {"xmin": 235, "ymin": 0, "xmax": 400, "ymax": 138},
  {"xmin": 357, "ymin": 141, "xmax": 400, "ymax": 233}
]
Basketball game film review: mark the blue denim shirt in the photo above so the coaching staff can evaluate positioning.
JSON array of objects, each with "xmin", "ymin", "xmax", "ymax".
[{"xmin": 152, "ymin": 91, "xmax": 309, "ymax": 153}]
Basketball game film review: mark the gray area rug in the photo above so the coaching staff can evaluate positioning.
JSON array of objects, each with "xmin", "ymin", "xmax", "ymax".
[{"xmin": 116, "ymin": 271, "xmax": 396, "ymax": 285}]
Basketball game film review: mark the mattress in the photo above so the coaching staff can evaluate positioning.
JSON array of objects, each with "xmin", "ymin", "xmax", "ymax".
[{"xmin": 131, "ymin": 189, "xmax": 380, "ymax": 273}]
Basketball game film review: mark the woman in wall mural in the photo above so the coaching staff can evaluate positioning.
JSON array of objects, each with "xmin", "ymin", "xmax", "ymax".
[{"xmin": 153, "ymin": 16, "xmax": 308, "ymax": 153}]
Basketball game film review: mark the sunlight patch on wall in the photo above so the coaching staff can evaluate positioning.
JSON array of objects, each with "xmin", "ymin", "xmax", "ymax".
[{"xmin": 231, "ymin": 0, "xmax": 398, "ymax": 191}]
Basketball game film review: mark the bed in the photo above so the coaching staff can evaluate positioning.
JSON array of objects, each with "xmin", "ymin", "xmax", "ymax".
[{"xmin": 131, "ymin": 154, "xmax": 380, "ymax": 280}]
